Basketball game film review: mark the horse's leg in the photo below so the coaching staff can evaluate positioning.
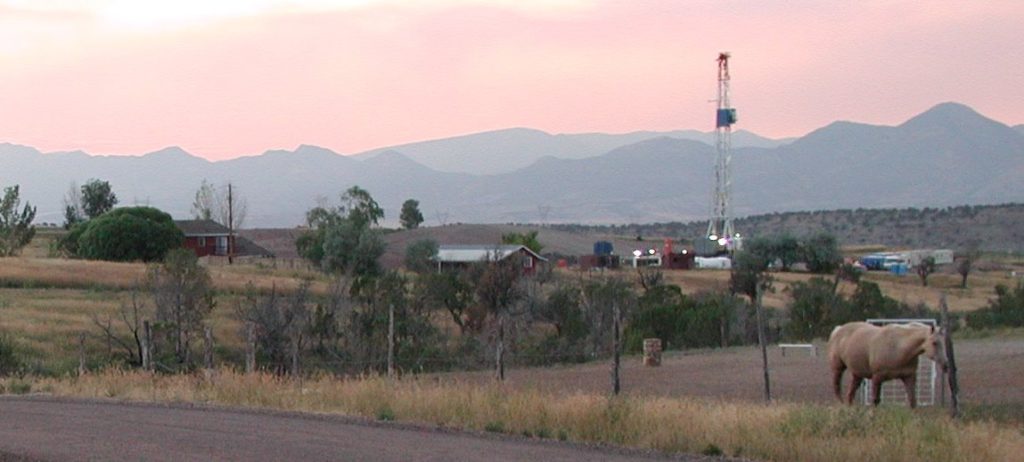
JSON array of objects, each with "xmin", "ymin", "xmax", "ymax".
[
  {"xmin": 870, "ymin": 376, "xmax": 884, "ymax": 406},
  {"xmin": 845, "ymin": 375, "xmax": 863, "ymax": 405},
  {"xmin": 832, "ymin": 364, "xmax": 847, "ymax": 402},
  {"xmin": 902, "ymin": 375, "xmax": 917, "ymax": 409}
]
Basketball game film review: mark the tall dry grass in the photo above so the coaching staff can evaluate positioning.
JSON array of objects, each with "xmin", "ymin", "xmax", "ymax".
[
  {"xmin": 0, "ymin": 256, "xmax": 330, "ymax": 294},
  {"xmin": 8, "ymin": 369, "xmax": 1022, "ymax": 462}
]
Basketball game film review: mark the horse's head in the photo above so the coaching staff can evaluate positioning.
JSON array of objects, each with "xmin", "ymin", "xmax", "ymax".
[{"xmin": 923, "ymin": 326, "xmax": 949, "ymax": 373}]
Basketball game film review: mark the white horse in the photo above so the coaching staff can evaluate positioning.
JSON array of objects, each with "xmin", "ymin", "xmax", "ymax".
[{"xmin": 827, "ymin": 321, "xmax": 948, "ymax": 408}]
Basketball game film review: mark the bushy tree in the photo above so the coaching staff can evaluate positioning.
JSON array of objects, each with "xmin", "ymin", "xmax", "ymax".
[
  {"xmin": 321, "ymin": 219, "xmax": 385, "ymax": 279},
  {"xmin": 624, "ymin": 285, "xmax": 686, "ymax": 350},
  {"xmin": 501, "ymin": 230, "xmax": 544, "ymax": 254},
  {"xmin": 80, "ymin": 179, "xmax": 118, "ymax": 219},
  {"xmin": 532, "ymin": 283, "xmax": 587, "ymax": 340},
  {"xmin": 418, "ymin": 271, "xmax": 475, "ymax": 334},
  {"xmin": 624, "ymin": 287, "xmax": 738, "ymax": 351},
  {"xmin": 768, "ymin": 234, "xmax": 800, "ymax": 271},
  {"xmin": 404, "ymin": 239, "xmax": 438, "ymax": 274},
  {"xmin": 74, "ymin": 207, "xmax": 183, "ymax": 262},
  {"xmin": 399, "ymin": 199, "xmax": 424, "ymax": 230},
  {"xmin": 802, "ymin": 232, "xmax": 842, "ymax": 274},
  {"xmin": 523, "ymin": 281, "xmax": 589, "ymax": 364},
  {"xmin": 0, "ymin": 185, "xmax": 36, "ymax": 257},
  {"xmin": 341, "ymin": 186, "xmax": 384, "ymax": 229},
  {"xmin": 842, "ymin": 281, "xmax": 903, "ymax": 322},
  {"xmin": 296, "ymin": 186, "xmax": 386, "ymax": 293},
  {"xmin": 965, "ymin": 282, "xmax": 1024, "ymax": 329},
  {"xmin": 785, "ymin": 277, "xmax": 838, "ymax": 340}
]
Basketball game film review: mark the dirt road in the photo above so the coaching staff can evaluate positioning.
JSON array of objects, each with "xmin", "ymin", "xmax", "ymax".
[{"xmin": 0, "ymin": 397, "xmax": 712, "ymax": 462}]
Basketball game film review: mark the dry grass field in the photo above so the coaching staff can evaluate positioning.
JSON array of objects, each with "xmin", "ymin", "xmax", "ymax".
[
  {"xmin": 6, "ymin": 367, "xmax": 1023, "ymax": 462},
  {"xmin": 3, "ymin": 231, "xmax": 1024, "ymax": 461}
]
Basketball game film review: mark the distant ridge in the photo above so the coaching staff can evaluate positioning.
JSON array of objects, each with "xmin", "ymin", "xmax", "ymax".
[
  {"xmin": 354, "ymin": 127, "xmax": 792, "ymax": 174},
  {"xmin": 0, "ymin": 102, "xmax": 1021, "ymax": 227}
]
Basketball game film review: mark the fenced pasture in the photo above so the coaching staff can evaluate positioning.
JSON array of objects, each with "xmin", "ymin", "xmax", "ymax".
[{"xmin": 438, "ymin": 336, "xmax": 1024, "ymax": 407}]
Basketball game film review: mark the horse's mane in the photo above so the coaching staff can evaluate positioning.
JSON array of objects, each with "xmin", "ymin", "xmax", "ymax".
[{"xmin": 889, "ymin": 322, "xmax": 934, "ymax": 332}]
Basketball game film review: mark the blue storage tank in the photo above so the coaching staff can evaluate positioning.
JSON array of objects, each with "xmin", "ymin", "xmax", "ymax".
[{"xmin": 716, "ymin": 108, "xmax": 737, "ymax": 127}]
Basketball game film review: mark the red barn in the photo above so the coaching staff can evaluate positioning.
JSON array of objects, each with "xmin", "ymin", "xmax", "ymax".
[{"xmin": 175, "ymin": 220, "xmax": 235, "ymax": 257}]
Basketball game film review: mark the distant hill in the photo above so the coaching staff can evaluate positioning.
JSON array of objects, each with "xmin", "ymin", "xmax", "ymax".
[
  {"xmin": 354, "ymin": 127, "xmax": 791, "ymax": 174},
  {"xmin": 1, "ymin": 102, "xmax": 1021, "ymax": 227},
  {"xmin": 1015, "ymin": 124, "xmax": 1024, "ymax": 136},
  {"xmin": 246, "ymin": 203, "xmax": 1024, "ymax": 273},
  {"xmin": 553, "ymin": 203, "xmax": 1024, "ymax": 254}
]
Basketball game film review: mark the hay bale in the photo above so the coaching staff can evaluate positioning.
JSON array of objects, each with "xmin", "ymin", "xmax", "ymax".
[{"xmin": 642, "ymin": 338, "xmax": 662, "ymax": 367}]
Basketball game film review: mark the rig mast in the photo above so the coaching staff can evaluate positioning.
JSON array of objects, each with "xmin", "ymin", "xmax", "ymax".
[{"xmin": 705, "ymin": 52, "xmax": 739, "ymax": 252}]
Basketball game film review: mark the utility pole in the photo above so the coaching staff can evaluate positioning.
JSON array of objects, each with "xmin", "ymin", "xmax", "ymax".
[{"xmin": 227, "ymin": 183, "xmax": 234, "ymax": 265}]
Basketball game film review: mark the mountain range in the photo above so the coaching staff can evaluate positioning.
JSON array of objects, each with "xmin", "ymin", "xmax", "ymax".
[
  {"xmin": 355, "ymin": 128, "xmax": 793, "ymax": 175},
  {"xmin": 0, "ymin": 102, "xmax": 1021, "ymax": 228}
]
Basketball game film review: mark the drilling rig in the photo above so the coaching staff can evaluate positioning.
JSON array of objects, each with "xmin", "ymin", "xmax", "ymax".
[{"xmin": 696, "ymin": 52, "xmax": 741, "ymax": 256}]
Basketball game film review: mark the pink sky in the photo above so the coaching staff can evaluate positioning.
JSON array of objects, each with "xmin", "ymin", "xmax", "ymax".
[{"xmin": 1, "ymin": 0, "xmax": 1022, "ymax": 160}]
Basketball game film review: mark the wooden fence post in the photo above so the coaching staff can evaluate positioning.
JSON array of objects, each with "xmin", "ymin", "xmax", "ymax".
[
  {"xmin": 290, "ymin": 334, "xmax": 300, "ymax": 378},
  {"xmin": 245, "ymin": 323, "xmax": 256, "ymax": 373},
  {"xmin": 78, "ymin": 332, "xmax": 87, "ymax": 376},
  {"xmin": 203, "ymin": 326, "xmax": 214, "ymax": 370},
  {"xmin": 755, "ymin": 280, "xmax": 771, "ymax": 402},
  {"xmin": 142, "ymin": 320, "xmax": 152, "ymax": 371},
  {"xmin": 495, "ymin": 314, "xmax": 505, "ymax": 381},
  {"xmin": 387, "ymin": 303, "xmax": 395, "ymax": 379},
  {"xmin": 611, "ymin": 301, "xmax": 622, "ymax": 395},
  {"xmin": 940, "ymin": 294, "xmax": 960, "ymax": 418}
]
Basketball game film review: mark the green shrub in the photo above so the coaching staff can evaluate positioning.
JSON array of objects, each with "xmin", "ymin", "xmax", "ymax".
[
  {"xmin": 0, "ymin": 334, "xmax": 23, "ymax": 375},
  {"xmin": 966, "ymin": 282, "xmax": 1024, "ymax": 329},
  {"xmin": 74, "ymin": 207, "xmax": 183, "ymax": 262},
  {"xmin": 376, "ymin": 406, "xmax": 396, "ymax": 421},
  {"xmin": 702, "ymin": 444, "xmax": 723, "ymax": 456}
]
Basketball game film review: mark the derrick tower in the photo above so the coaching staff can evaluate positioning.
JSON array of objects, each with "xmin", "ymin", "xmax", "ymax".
[{"xmin": 705, "ymin": 52, "xmax": 739, "ymax": 253}]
